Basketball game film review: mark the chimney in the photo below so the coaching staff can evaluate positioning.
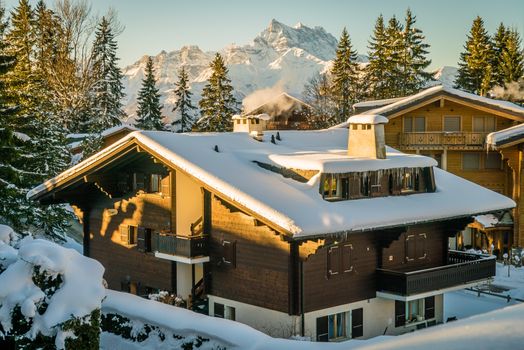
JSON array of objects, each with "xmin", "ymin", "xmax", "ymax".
[{"xmin": 347, "ymin": 114, "xmax": 388, "ymax": 159}]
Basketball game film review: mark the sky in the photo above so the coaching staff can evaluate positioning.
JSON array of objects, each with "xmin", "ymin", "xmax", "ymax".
[{"xmin": 4, "ymin": 0, "xmax": 524, "ymax": 70}]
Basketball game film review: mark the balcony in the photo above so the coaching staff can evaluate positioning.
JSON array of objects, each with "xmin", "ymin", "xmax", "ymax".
[
  {"xmin": 398, "ymin": 132, "xmax": 488, "ymax": 150},
  {"xmin": 376, "ymin": 250, "xmax": 496, "ymax": 296},
  {"xmin": 152, "ymin": 232, "xmax": 209, "ymax": 264}
]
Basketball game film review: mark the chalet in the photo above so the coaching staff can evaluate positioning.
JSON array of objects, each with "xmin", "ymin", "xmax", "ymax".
[
  {"xmin": 28, "ymin": 114, "xmax": 513, "ymax": 342},
  {"xmin": 352, "ymin": 85, "xmax": 524, "ymax": 256},
  {"xmin": 243, "ymin": 92, "xmax": 311, "ymax": 130}
]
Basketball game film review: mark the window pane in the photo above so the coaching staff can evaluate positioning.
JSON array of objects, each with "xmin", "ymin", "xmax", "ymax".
[
  {"xmin": 463, "ymin": 153, "xmax": 480, "ymax": 170},
  {"xmin": 414, "ymin": 117, "xmax": 425, "ymax": 132},
  {"xmin": 485, "ymin": 152, "xmax": 502, "ymax": 169},
  {"xmin": 328, "ymin": 315, "xmax": 335, "ymax": 339},
  {"xmin": 336, "ymin": 312, "xmax": 345, "ymax": 337},
  {"xmin": 485, "ymin": 117, "xmax": 496, "ymax": 132},
  {"xmin": 444, "ymin": 116, "xmax": 461, "ymax": 132},
  {"xmin": 404, "ymin": 117, "xmax": 413, "ymax": 132},
  {"xmin": 472, "ymin": 117, "xmax": 484, "ymax": 132}
]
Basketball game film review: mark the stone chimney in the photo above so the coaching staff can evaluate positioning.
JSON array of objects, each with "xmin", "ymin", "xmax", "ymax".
[{"xmin": 347, "ymin": 114, "xmax": 388, "ymax": 159}]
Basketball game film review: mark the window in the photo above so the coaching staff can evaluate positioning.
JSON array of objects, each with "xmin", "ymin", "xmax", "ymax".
[
  {"xmin": 323, "ymin": 174, "xmax": 342, "ymax": 199},
  {"xmin": 328, "ymin": 243, "xmax": 353, "ymax": 276},
  {"xmin": 463, "ymin": 153, "xmax": 481, "ymax": 170},
  {"xmin": 404, "ymin": 116, "xmax": 426, "ymax": 132},
  {"xmin": 395, "ymin": 300, "xmax": 406, "ymax": 327},
  {"xmin": 214, "ymin": 303, "xmax": 235, "ymax": 320},
  {"xmin": 406, "ymin": 299, "xmax": 424, "ymax": 324},
  {"xmin": 120, "ymin": 225, "xmax": 137, "ymax": 245},
  {"xmin": 351, "ymin": 308, "xmax": 363, "ymax": 338},
  {"xmin": 424, "ymin": 296, "xmax": 435, "ymax": 320},
  {"xmin": 317, "ymin": 309, "xmax": 361, "ymax": 342},
  {"xmin": 485, "ymin": 152, "xmax": 502, "ymax": 169},
  {"xmin": 328, "ymin": 312, "xmax": 348, "ymax": 340},
  {"xmin": 473, "ymin": 116, "xmax": 496, "ymax": 132},
  {"xmin": 401, "ymin": 170, "xmax": 415, "ymax": 193},
  {"xmin": 444, "ymin": 116, "xmax": 461, "ymax": 132},
  {"xmin": 405, "ymin": 233, "xmax": 426, "ymax": 261},
  {"xmin": 242, "ymin": 119, "xmax": 247, "ymax": 124},
  {"xmin": 137, "ymin": 227, "xmax": 152, "ymax": 252},
  {"xmin": 255, "ymin": 119, "xmax": 260, "ymax": 124},
  {"xmin": 222, "ymin": 240, "xmax": 236, "ymax": 267},
  {"xmin": 352, "ymin": 124, "xmax": 358, "ymax": 130},
  {"xmin": 149, "ymin": 174, "xmax": 162, "ymax": 193},
  {"xmin": 133, "ymin": 172, "xmax": 145, "ymax": 191},
  {"xmin": 236, "ymin": 120, "xmax": 240, "ymax": 124}
]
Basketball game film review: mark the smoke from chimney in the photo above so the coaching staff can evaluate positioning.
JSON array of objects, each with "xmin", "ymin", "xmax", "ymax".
[
  {"xmin": 242, "ymin": 81, "xmax": 296, "ymax": 115},
  {"xmin": 490, "ymin": 79, "xmax": 524, "ymax": 103}
]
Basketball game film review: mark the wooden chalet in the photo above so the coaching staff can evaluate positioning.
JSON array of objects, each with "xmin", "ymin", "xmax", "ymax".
[
  {"xmin": 28, "ymin": 114, "xmax": 513, "ymax": 342},
  {"xmin": 353, "ymin": 85, "xmax": 524, "ymax": 256},
  {"xmin": 243, "ymin": 92, "xmax": 311, "ymax": 130}
]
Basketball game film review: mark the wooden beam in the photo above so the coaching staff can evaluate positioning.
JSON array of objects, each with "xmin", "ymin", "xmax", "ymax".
[{"xmin": 440, "ymin": 98, "xmax": 445, "ymax": 108}]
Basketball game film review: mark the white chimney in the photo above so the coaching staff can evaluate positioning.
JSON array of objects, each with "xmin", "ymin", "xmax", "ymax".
[{"xmin": 347, "ymin": 114, "xmax": 388, "ymax": 159}]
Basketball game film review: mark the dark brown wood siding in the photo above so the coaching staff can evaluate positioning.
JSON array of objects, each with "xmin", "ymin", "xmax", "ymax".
[{"xmin": 209, "ymin": 196, "xmax": 290, "ymax": 313}]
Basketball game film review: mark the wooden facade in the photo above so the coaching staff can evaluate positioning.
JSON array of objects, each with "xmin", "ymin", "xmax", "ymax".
[{"xmin": 379, "ymin": 93, "xmax": 524, "ymax": 248}]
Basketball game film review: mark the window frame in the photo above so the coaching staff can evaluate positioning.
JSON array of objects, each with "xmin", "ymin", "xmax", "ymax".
[
  {"xmin": 403, "ymin": 116, "xmax": 426, "ymax": 133},
  {"xmin": 484, "ymin": 152, "xmax": 502, "ymax": 170},
  {"xmin": 443, "ymin": 115, "xmax": 461, "ymax": 132},
  {"xmin": 472, "ymin": 116, "xmax": 496, "ymax": 132},
  {"xmin": 462, "ymin": 153, "xmax": 481, "ymax": 170}
]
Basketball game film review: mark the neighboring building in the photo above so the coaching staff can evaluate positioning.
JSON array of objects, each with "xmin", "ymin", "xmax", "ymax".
[
  {"xmin": 68, "ymin": 124, "xmax": 138, "ymax": 155},
  {"xmin": 352, "ymin": 85, "xmax": 524, "ymax": 254},
  {"xmin": 28, "ymin": 115, "xmax": 512, "ymax": 342},
  {"xmin": 244, "ymin": 92, "xmax": 311, "ymax": 130}
]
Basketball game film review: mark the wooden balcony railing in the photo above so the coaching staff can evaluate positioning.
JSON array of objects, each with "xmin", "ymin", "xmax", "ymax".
[
  {"xmin": 398, "ymin": 132, "xmax": 488, "ymax": 148},
  {"xmin": 152, "ymin": 232, "xmax": 208, "ymax": 258},
  {"xmin": 376, "ymin": 250, "xmax": 496, "ymax": 296}
]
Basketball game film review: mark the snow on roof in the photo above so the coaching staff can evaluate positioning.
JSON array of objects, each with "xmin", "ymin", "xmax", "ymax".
[
  {"xmin": 244, "ymin": 92, "xmax": 310, "ymax": 115},
  {"xmin": 232, "ymin": 113, "xmax": 271, "ymax": 120},
  {"xmin": 366, "ymin": 85, "xmax": 524, "ymax": 117},
  {"xmin": 100, "ymin": 123, "xmax": 138, "ymax": 137},
  {"xmin": 353, "ymin": 97, "xmax": 405, "ymax": 109},
  {"xmin": 486, "ymin": 123, "xmax": 524, "ymax": 148},
  {"xmin": 0, "ymin": 237, "xmax": 105, "ymax": 338},
  {"xmin": 28, "ymin": 129, "xmax": 515, "ymax": 238},
  {"xmin": 473, "ymin": 214, "xmax": 499, "ymax": 228},
  {"xmin": 347, "ymin": 114, "xmax": 389, "ymax": 125}
]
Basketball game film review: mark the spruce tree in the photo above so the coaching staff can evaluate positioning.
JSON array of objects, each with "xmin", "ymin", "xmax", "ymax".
[
  {"xmin": 499, "ymin": 29, "xmax": 524, "ymax": 84},
  {"xmin": 330, "ymin": 27, "xmax": 360, "ymax": 123},
  {"xmin": 492, "ymin": 23, "xmax": 509, "ymax": 86},
  {"xmin": 135, "ymin": 56, "xmax": 165, "ymax": 130},
  {"xmin": 455, "ymin": 16, "xmax": 495, "ymax": 95},
  {"xmin": 89, "ymin": 16, "xmax": 126, "ymax": 132},
  {"xmin": 366, "ymin": 15, "xmax": 389, "ymax": 99},
  {"xmin": 398, "ymin": 9, "xmax": 432, "ymax": 95},
  {"xmin": 383, "ymin": 16, "xmax": 404, "ymax": 98},
  {"xmin": 171, "ymin": 67, "xmax": 196, "ymax": 132},
  {"xmin": 197, "ymin": 53, "xmax": 238, "ymax": 132}
]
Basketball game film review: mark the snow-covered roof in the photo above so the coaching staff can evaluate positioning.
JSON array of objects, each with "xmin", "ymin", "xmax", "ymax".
[
  {"xmin": 100, "ymin": 123, "xmax": 138, "ymax": 137},
  {"xmin": 348, "ymin": 114, "xmax": 389, "ymax": 125},
  {"xmin": 232, "ymin": 113, "xmax": 271, "ymax": 121},
  {"xmin": 353, "ymin": 97, "xmax": 405, "ymax": 109},
  {"xmin": 473, "ymin": 214, "xmax": 499, "ymax": 229},
  {"xmin": 28, "ymin": 128, "xmax": 515, "ymax": 238},
  {"xmin": 486, "ymin": 123, "xmax": 524, "ymax": 148},
  {"xmin": 366, "ymin": 85, "xmax": 524, "ymax": 118},
  {"xmin": 244, "ymin": 92, "xmax": 311, "ymax": 115}
]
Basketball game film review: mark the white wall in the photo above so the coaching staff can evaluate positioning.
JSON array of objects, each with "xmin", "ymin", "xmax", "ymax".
[{"xmin": 177, "ymin": 262, "xmax": 203, "ymax": 300}]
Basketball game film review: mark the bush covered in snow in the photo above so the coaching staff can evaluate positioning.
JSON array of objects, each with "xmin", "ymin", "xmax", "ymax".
[{"xmin": 0, "ymin": 227, "xmax": 106, "ymax": 349}]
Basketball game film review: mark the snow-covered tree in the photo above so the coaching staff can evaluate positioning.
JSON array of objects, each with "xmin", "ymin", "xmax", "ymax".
[
  {"xmin": 330, "ymin": 27, "xmax": 361, "ymax": 123},
  {"xmin": 499, "ymin": 29, "xmax": 524, "ymax": 84},
  {"xmin": 492, "ymin": 23, "xmax": 510, "ymax": 87},
  {"xmin": 398, "ymin": 8, "xmax": 432, "ymax": 95},
  {"xmin": 366, "ymin": 15, "xmax": 389, "ymax": 99},
  {"xmin": 197, "ymin": 53, "xmax": 238, "ymax": 132},
  {"xmin": 302, "ymin": 72, "xmax": 337, "ymax": 128},
  {"xmin": 171, "ymin": 67, "xmax": 196, "ymax": 132},
  {"xmin": 89, "ymin": 16, "xmax": 125, "ymax": 132},
  {"xmin": 455, "ymin": 16, "xmax": 495, "ymax": 95},
  {"xmin": 135, "ymin": 56, "xmax": 165, "ymax": 130}
]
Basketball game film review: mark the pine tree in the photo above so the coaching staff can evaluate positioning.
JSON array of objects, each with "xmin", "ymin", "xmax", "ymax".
[
  {"xmin": 197, "ymin": 53, "xmax": 238, "ymax": 132},
  {"xmin": 492, "ymin": 23, "xmax": 510, "ymax": 86},
  {"xmin": 135, "ymin": 56, "xmax": 165, "ymax": 130},
  {"xmin": 499, "ymin": 29, "xmax": 524, "ymax": 84},
  {"xmin": 171, "ymin": 67, "xmax": 196, "ymax": 132},
  {"xmin": 366, "ymin": 15, "xmax": 389, "ymax": 99},
  {"xmin": 398, "ymin": 8, "xmax": 432, "ymax": 95},
  {"xmin": 383, "ymin": 16, "xmax": 404, "ymax": 98},
  {"xmin": 330, "ymin": 27, "xmax": 360, "ymax": 123},
  {"xmin": 455, "ymin": 16, "xmax": 495, "ymax": 95},
  {"xmin": 89, "ymin": 16, "xmax": 125, "ymax": 132}
]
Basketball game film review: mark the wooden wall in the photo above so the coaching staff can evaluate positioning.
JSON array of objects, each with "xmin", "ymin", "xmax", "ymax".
[{"xmin": 209, "ymin": 196, "xmax": 291, "ymax": 313}]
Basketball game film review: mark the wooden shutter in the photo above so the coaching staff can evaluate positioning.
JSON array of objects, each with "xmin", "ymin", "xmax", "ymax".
[
  {"xmin": 403, "ymin": 116, "xmax": 413, "ymax": 132},
  {"xmin": 414, "ymin": 116, "xmax": 426, "ymax": 132},
  {"xmin": 342, "ymin": 244, "xmax": 353, "ymax": 273},
  {"xmin": 161, "ymin": 175, "xmax": 170, "ymax": 195},
  {"xmin": 316, "ymin": 316, "xmax": 329, "ymax": 342},
  {"xmin": 416, "ymin": 233, "xmax": 427, "ymax": 259},
  {"xmin": 424, "ymin": 296, "xmax": 435, "ymax": 319},
  {"xmin": 395, "ymin": 300, "xmax": 406, "ymax": 327},
  {"xmin": 349, "ymin": 176, "xmax": 361, "ymax": 198},
  {"xmin": 133, "ymin": 172, "xmax": 145, "ymax": 191},
  {"xmin": 222, "ymin": 240, "xmax": 236, "ymax": 267},
  {"xmin": 444, "ymin": 116, "xmax": 461, "ymax": 132},
  {"xmin": 351, "ymin": 308, "xmax": 363, "ymax": 338},
  {"xmin": 137, "ymin": 227, "xmax": 146, "ymax": 252},
  {"xmin": 120, "ymin": 225, "xmax": 129, "ymax": 244},
  {"xmin": 328, "ymin": 246, "xmax": 341, "ymax": 276},
  {"xmin": 405, "ymin": 235, "xmax": 416, "ymax": 261},
  {"xmin": 214, "ymin": 303, "xmax": 224, "ymax": 318}
]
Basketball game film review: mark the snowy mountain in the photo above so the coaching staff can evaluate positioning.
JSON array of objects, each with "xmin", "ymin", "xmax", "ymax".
[
  {"xmin": 431, "ymin": 66, "xmax": 459, "ymax": 88},
  {"xmin": 121, "ymin": 19, "xmax": 456, "ymax": 125},
  {"xmin": 122, "ymin": 19, "xmax": 365, "ymax": 123}
]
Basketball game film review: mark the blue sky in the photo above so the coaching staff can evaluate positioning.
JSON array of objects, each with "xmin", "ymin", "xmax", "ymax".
[{"xmin": 4, "ymin": 0, "xmax": 524, "ymax": 69}]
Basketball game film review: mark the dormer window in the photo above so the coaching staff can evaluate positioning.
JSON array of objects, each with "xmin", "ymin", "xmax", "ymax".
[{"xmin": 323, "ymin": 174, "xmax": 342, "ymax": 199}]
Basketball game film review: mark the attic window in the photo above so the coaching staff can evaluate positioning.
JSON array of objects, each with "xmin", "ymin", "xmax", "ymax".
[
  {"xmin": 323, "ymin": 174, "xmax": 342, "ymax": 199},
  {"xmin": 236, "ymin": 120, "xmax": 240, "ymax": 124},
  {"xmin": 255, "ymin": 119, "xmax": 260, "ymax": 124},
  {"xmin": 243, "ymin": 119, "xmax": 247, "ymax": 124},
  {"xmin": 149, "ymin": 174, "xmax": 162, "ymax": 193},
  {"xmin": 352, "ymin": 124, "xmax": 358, "ymax": 130}
]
